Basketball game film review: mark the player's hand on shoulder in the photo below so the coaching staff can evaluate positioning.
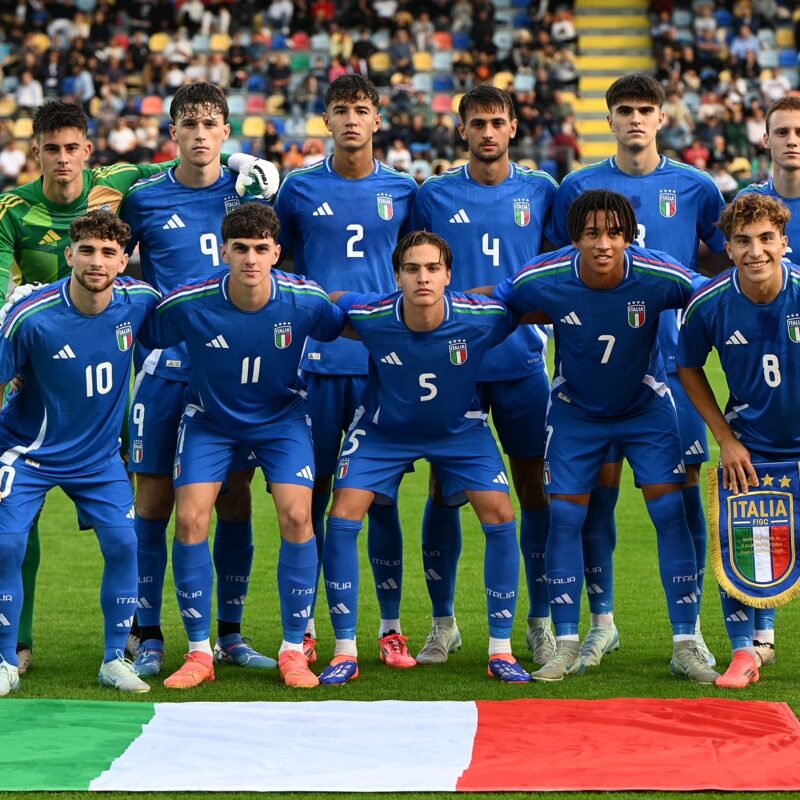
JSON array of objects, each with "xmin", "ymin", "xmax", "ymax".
[
  {"xmin": 0, "ymin": 282, "xmax": 46, "ymax": 327},
  {"xmin": 235, "ymin": 157, "xmax": 281, "ymax": 200}
]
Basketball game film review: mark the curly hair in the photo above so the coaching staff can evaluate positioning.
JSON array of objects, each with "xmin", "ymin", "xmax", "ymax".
[
  {"xmin": 170, "ymin": 82, "xmax": 229, "ymax": 122},
  {"xmin": 32, "ymin": 101, "xmax": 89, "ymax": 139},
  {"xmin": 717, "ymin": 194, "xmax": 790, "ymax": 240},
  {"xmin": 69, "ymin": 210, "xmax": 131, "ymax": 249},
  {"xmin": 221, "ymin": 203, "xmax": 281, "ymax": 243},
  {"xmin": 567, "ymin": 190, "xmax": 638, "ymax": 244},
  {"xmin": 324, "ymin": 74, "xmax": 380, "ymax": 110}
]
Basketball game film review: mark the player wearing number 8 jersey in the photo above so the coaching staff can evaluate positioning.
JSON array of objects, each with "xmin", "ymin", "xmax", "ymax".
[{"xmin": 274, "ymin": 75, "xmax": 418, "ymax": 664}]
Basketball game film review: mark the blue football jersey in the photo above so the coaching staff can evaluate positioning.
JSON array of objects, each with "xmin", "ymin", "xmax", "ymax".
[
  {"xmin": 120, "ymin": 165, "xmax": 263, "ymax": 383},
  {"xmin": 140, "ymin": 269, "xmax": 346, "ymax": 430},
  {"xmin": 546, "ymin": 155, "xmax": 726, "ymax": 373},
  {"xmin": 678, "ymin": 263, "xmax": 800, "ymax": 456},
  {"xmin": 736, "ymin": 179, "xmax": 800, "ymax": 261},
  {"xmin": 410, "ymin": 163, "xmax": 557, "ymax": 381},
  {"xmin": 494, "ymin": 245, "xmax": 696, "ymax": 417},
  {"xmin": 274, "ymin": 157, "xmax": 417, "ymax": 376},
  {"xmin": 0, "ymin": 277, "xmax": 159, "ymax": 476},
  {"xmin": 338, "ymin": 290, "xmax": 517, "ymax": 438}
]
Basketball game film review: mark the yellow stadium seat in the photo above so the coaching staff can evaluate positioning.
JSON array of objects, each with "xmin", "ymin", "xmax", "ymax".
[
  {"xmin": 30, "ymin": 33, "xmax": 50, "ymax": 53},
  {"xmin": 242, "ymin": 116, "xmax": 266, "ymax": 138},
  {"xmin": 451, "ymin": 93, "xmax": 465, "ymax": 114},
  {"xmin": 266, "ymin": 94, "xmax": 286, "ymax": 115},
  {"xmin": 305, "ymin": 115, "xmax": 331, "ymax": 137},
  {"xmin": 368, "ymin": 52, "xmax": 392, "ymax": 73},
  {"xmin": 210, "ymin": 33, "xmax": 232, "ymax": 53},
  {"xmin": 12, "ymin": 118, "xmax": 33, "ymax": 140},
  {"xmin": 412, "ymin": 51, "xmax": 433, "ymax": 72},
  {"xmin": 0, "ymin": 97, "xmax": 17, "ymax": 117},
  {"xmin": 776, "ymin": 28, "xmax": 795, "ymax": 48},
  {"xmin": 148, "ymin": 32, "xmax": 170, "ymax": 53},
  {"xmin": 492, "ymin": 71, "xmax": 515, "ymax": 90}
]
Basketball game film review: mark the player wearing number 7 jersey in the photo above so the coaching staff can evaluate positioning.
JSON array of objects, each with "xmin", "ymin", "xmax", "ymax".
[{"xmin": 274, "ymin": 75, "xmax": 418, "ymax": 666}]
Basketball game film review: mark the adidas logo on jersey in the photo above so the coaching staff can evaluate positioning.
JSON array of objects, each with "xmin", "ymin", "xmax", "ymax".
[
  {"xmin": 449, "ymin": 209, "xmax": 470, "ymax": 223},
  {"xmin": 490, "ymin": 609, "xmax": 513, "ymax": 619},
  {"xmin": 313, "ymin": 202, "xmax": 334, "ymax": 216},
  {"xmin": 493, "ymin": 472, "xmax": 509, "ymax": 485},
  {"xmin": 0, "ymin": 613, "xmax": 10, "ymax": 626},
  {"xmin": 330, "ymin": 602, "xmax": 351, "ymax": 615},
  {"xmin": 424, "ymin": 568, "xmax": 442, "ymax": 581},
  {"xmin": 292, "ymin": 605, "xmax": 312, "ymax": 618},
  {"xmin": 38, "ymin": 229, "xmax": 61, "ymax": 246},
  {"xmin": 726, "ymin": 609, "xmax": 749, "ymax": 622},
  {"xmin": 226, "ymin": 595, "xmax": 246, "ymax": 606},
  {"xmin": 52, "ymin": 345, "xmax": 76, "ymax": 359},
  {"xmin": 380, "ymin": 352, "xmax": 403, "ymax": 365},
  {"xmin": 116, "ymin": 616, "xmax": 134, "ymax": 628},
  {"xmin": 560, "ymin": 312, "xmax": 581, "ymax": 325},
  {"xmin": 162, "ymin": 213, "xmax": 186, "ymax": 230},
  {"xmin": 296, "ymin": 465, "xmax": 314, "ymax": 480},
  {"xmin": 685, "ymin": 440, "xmax": 705, "ymax": 456},
  {"xmin": 377, "ymin": 578, "xmax": 398, "ymax": 591},
  {"xmin": 673, "ymin": 462, "xmax": 686, "ymax": 474},
  {"xmin": 725, "ymin": 330, "xmax": 748, "ymax": 345},
  {"xmin": 550, "ymin": 594, "xmax": 574, "ymax": 605},
  {"xmin": 206, "ymin": 335, "xmax": 229, "ymax": 349},
  {"xmin": 181, "ymin": 608, "xmax": 202, "ymax": 619},
  {"xmin": 676, "ymin": 592, "xmax": 698, "ymax": 604},
  {"xmin": 585, "ymin": 583, "xmax": 604, "ymax": 595},
  {"xmin": 136, "ymin": 598, "xmax": 152, "ymax": 609}
]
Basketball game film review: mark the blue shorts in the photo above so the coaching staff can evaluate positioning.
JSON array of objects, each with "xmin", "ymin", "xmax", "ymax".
[
  {"xmin": 543, "ymin": 394, "xmax": 686, "ymax": 495},
  {"xmin": 173, "ymin": 410, "xmax": 315, "ymax": 489},
  {"xmin": 476, "ymin": 369, "xmax": 549, "ymax": 459},
  {"xmin": 0, "ymin": 457, "xmax": 134, "ymax": 534},
  {"xmin": 304, "ymin": 372, "xmax": 368, "ymax": 478},
  {"xmin": 334, "ymin": 416, "xmax": 510, "ymax": 502}
]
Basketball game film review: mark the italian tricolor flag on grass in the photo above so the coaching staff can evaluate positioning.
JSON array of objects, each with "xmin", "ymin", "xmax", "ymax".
[{"xmin": 3, "ymin": 698, "xmax": 800, "ymax": 791}]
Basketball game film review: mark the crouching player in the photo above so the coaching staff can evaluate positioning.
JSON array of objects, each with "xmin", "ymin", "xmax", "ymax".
[
  {"xmin": 319, "ymin": 231, "xmax": 530, "ymax": 685},
  {"xmin": 0, "ymin": 211, "xmax": 159, "ymax": 695},
  {"xmin": 678, "ymin": 194, "xmax": 800, "ymax": 688},
  {"xmin": 139, "ymin": 203, "xmax": 345, "ymax": 689},
  {"xmin": 491, "ymin": 190, "xmax": 717, "ymax": 683}
]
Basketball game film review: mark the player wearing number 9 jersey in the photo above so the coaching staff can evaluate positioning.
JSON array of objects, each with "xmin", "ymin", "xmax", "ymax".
[
  {"xmin": 119, "ymin": 83, "xmax": 271, "ymax": 677},
  {"xmin": 274, "ymin": 75, "xmax": 418, "ymax": 664},
  {"xmin": 545, "ymin": 74, "xmax": 726, "ymax": 668}
]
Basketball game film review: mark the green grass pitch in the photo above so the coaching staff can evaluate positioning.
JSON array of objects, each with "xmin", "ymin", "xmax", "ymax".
[{"xmin": 3, "ymin": 353, "xmax": 799, "ymax": 800}]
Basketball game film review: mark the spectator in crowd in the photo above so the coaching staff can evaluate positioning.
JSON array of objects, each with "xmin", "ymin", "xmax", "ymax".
[
  {"xmin": 15, "ymin": 70, "xmax": 44, "ymax": 112},
  {"xmin": 0, "ymin": 139, "xmax": 27, "ymax": 190}
]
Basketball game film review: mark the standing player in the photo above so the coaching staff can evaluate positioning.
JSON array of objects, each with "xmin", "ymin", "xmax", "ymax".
[
  {"xmin": 733, "ymin": 97, "xmax": 800, "ymax": 666},
  {"xmin": 120, "ymin": 83, "xmax": 277, "ymax": 678},
  {"xmin": 140, "ymin": 203, "xmax": 345, "ymax": 689},
  {"xmin": 493, "ymin": 190, "xmax": 717, "ymax": 683},
  {"xmin": 319, "ymin": 231, "xmax": 529, "ymax": 685},
  {"xmin": 678, "ymin": 194, "xmax": 800, "ymax": 688},
  {"xmin": 0, "ymin": 211, "xmax": 158, "ymax": 696},
  {"xmin": 546, "ymin": 74, "xmax": 726, "ymax": 668},
  {"xmin": 409, "ymin": 86, "xmax": 557, "ymax": 665},
  {"xmin": 274, "ymin": 75, "xmax": 418, "ymax": 666}
]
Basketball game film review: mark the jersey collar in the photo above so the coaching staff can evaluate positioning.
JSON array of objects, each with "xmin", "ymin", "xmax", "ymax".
[
  {"xmin": 393, "ymin": 291, "xmax": 452, "ymax": 324},
  {"xmin": 731, "ymin": 261, "xmax": 788, "ymax": 296},
  {"xmin": 219, "ymin": 272, "xmax": 278, "ymax": 307},
  {"xmin": 608, "ymin": 155, "xmax": 667, "ymax": 172},
  {"xmin": 464, "ymin": 163, "xmax": 515, "ymax": 182},
  {"xmin": 325, "ymin": 156, "xmax": 380, "ymax": 176},
  {"xmin": 571, "ymin": 250, "xmax": 632, "ymax": 282}
]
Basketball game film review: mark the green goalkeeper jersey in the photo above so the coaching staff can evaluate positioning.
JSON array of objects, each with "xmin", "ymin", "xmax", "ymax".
[{"xmin": 0, "ymin": 160, "xmax": 178, "ymax": 299}]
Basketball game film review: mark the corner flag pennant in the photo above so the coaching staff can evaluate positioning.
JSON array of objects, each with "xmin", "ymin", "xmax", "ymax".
[{"xmin": 707, "ymin": 461, "xmax": 800, "ymax": 608}]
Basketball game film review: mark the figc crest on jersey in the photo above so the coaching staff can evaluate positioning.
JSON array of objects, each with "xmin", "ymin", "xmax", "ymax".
[
  {"xmin": 659, "ymin": 190, "xmax": 677, "ymax": 218},
  {"xmin": 132, "ymin": 439, "xmax": 144, "ymax": 464},
  {"xmin": 449, "ymin": 339, "xmax": 468, "ymax": 365},
  {"xmin": 336, "ymin": 457, "xmax": 349, "ymax": 479},
  {"xmin": 116, "ymin": 323, "xmax": 133, "ymax": 351},
  {"xmin": 224, "ymin": 195, "xmax": 241, "ymax": 214},
  {"xmin": 787, "ymin": 314, "xmax": 800, "ymax": 343},
  {"xmin": 274, "ymin": 322, "xmax": 292, "ymax": 349},
  {"xmin": 377, "ymin": 193, "xmax": 393, "ymax": 220},
  {"xmin": 513, "ymin": 199, "xmax": 531, "ymax": 227},
  {"xmin": 627, "ymin": 301, "xmax": 646, "ymax": 328}
]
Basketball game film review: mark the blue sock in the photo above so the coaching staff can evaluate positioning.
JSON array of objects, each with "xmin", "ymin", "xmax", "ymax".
[
  {"xmin": 682, "ymin": 485, "xmax": 707, "ymax": 599},
  {"xmin": 134, "ymin": 515, "xmax": 169, "ymax": 628},
  {"xmin": 96, "ymin": 527, "xmax": 139, "ymax": 663},
  {"xmin": 581, "ymin": 486, "xmax": 618, "ymax": 615},
  {"xmin": 421, "ymin": 498, "xmax": 462, "ymax": 617},
  {"xmin": 483, "ymin": 520, "xmax": 519, "ymax": 639},
  {"xmin": 310, "ymin": 490, "xmax": 330, "ymax": 617},
  {"xmin": 720, "ymin": 589, "xmax": 755, "ymax": 650},
  {"xmin": 520, "ymin": 507, "xmax": 549, "ymax": 618},
  {"xmin": 213, "ymin": 519, "xmax": 254, "ymax": 625},
  {"xmin": 645, "ymin": 492, "xmax": 698, "ymax": 635},
  {"xmin": 172, "ymin": 539, "xmax": 213, "ymax": 641},
  {"xmin": 323, "ymin": 516, "xmax": 362, "ymax": 640},
  {"xmin": 0, "ymin": 533, "xmax": 27, "ymax": 666},
  {"xmin": 754, "ymin": 608, "xmax": 776, "ymax": 632},
  {"xmin": 367, "ymin": 501, "xmax": 403, "ymax": 619},
  {"xmin": 277, "ymin": 538, "xmax": 318, "ymax": 645},
  {"xmin": 546, "ymin": 499, "xmax": 588, "ymax": 636}
]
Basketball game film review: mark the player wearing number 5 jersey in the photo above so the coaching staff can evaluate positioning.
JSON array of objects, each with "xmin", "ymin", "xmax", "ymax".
[
  {"xmin": 0, "ymin": 211, "xmax": 159, "ymax": 697},
  {"xmin": 120, "ymin": 84, "xmax": 271, "ymax": 679},
  {"xmin": 274, "ymin": 75, "xmax": 418, "ymax": 666}
]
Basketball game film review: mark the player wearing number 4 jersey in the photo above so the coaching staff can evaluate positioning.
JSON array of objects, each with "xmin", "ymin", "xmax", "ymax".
[
  {"xmin": 319, "ymin": 231, "xmax": 530, "ymax": 685},
  {"xmin": 491, "ymin": 190, "xmax": 716, "ymax": 683},
  {"xmin": 678, "ymin": 194, "xmax": 800, "ymax": 688},
  {"xmin": 274, "ymin": 75, "xmax": 418, "ymax": 665},
  {"xmin": 0, "ymin": 211, "xmax": 159, "ymax": 697},
  {"xmin": 546, "ymin": 74, "xmax": 726, "ymax": 668},
  {"xmin": 120, "ymin": 84, "xmax": 274, "ymax": 677}
]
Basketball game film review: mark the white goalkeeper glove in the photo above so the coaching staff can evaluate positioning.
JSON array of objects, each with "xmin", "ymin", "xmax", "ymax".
[
  {"xmin": 0, "ymin": 282, "xmax": 45, "ymax": 327},
  {"xmin": 229, "ymin": 154, "xmax": 281, "ymax": 200}
]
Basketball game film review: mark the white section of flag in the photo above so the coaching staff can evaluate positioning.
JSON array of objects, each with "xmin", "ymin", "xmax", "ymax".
[
  {"xmin": 89, "ymin": 701, "xmax": 478, "ymax": 791},
  {"xmin": 752, "ymin": 523, "xmax": 773, "ymax": 582}
]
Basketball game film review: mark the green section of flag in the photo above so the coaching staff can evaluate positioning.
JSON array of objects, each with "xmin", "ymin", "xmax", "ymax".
[
  {"xmin": 734, "ymin": 524, "xmax": 756, "ymax": 581},
  {"xmin": 0, "ymin": 699, "xmax": 154, "ymax": 790}
]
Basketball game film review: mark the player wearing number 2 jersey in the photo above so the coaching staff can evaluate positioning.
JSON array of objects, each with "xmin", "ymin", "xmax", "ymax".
[{"xmin": 274, "ymin": 75, "xmax": 418, "ymax": 667}]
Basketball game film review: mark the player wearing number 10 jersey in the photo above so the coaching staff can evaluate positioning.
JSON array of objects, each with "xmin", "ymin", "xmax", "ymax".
[
  {"xmin": 120, "ymin": 84, "xmax": 270, "ymax": 678},
  {"xmin": 274, "ymin": 75, "xmax": 418, "ymax": 665}
]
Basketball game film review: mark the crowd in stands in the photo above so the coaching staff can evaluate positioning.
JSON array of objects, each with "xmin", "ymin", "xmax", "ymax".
[
  {"xmin": 651, "ymin": 0, "xmax": 800, "ymax": 199},
  {"xmin": 0, "ymin": 0, "xmax": 585, "ymax": 191}
]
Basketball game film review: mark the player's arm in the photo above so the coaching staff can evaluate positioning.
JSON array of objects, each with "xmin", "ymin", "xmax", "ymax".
[
  {"xmin": 0, "ymin": 202, "xmax": 18, "ymax": 302},
  {"xmin": 330, "ymin": 291, "xmax": 363, "ymax": 341},
  {"xmin": 136, "ymin": 301, "xmax": 184, "ymax": 350},
  {"xmin": 676, "ymin": 365, "xmax": 757, "ymax": 494}
]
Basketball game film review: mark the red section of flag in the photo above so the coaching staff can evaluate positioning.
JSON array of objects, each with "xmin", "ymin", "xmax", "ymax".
[
  {"xmin": 457, "ymin": 698, "xmax": 800, "ymax": 791},
  {"xmin": 771, "ymin": 524, "xmax": 791, "ymax": 578}
]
